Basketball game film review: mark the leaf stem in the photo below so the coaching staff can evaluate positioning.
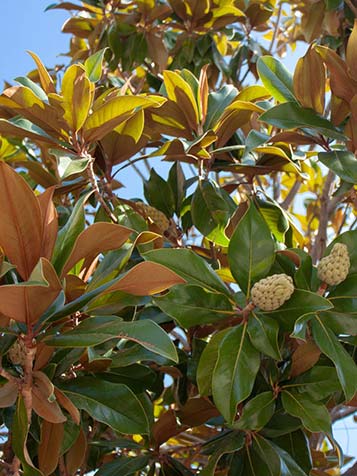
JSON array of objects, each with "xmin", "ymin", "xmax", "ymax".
[{"xmin": 86, "ymin": 155, "xmax": 118, "ymax": 223}]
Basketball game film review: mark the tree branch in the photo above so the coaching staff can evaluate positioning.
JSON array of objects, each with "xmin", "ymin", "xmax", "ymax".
[
  {"xmin": 281, "ymin": 180, "xmax": 302, "ymax": 210},
  {"xmin": 86, "ymin": 156, "xmax": 118, "ymax": 223},
  {"xmin": 311, "ymin": 170, "xmax": 335, "ymax": 263}
]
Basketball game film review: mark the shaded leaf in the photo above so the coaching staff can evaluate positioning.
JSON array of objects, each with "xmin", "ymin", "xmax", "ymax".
[
  {"xmin": 318, "ymin": 151, "xmax": 357, "ymax": 183},
  {"xmin": 95, "ymin": 456, "xmax": 150, "ymax": 476},
  {"xmin": 59, "ymin": 377, "xmax": 150, "ymax": 434},
  {"xmin": 232, "ymin": 391, "xmax": 275, "ymax": 431},
  {"xmin": 260, "ymin": 102, "xmax": 345, "ymax": 140},
  {"xmin": 38, "ymin": 421, "xmax": 64, "ymax": 476},
  {"xmin": 212, "ymin": 323, "xmax": 260, "ymax": 423},
  {"xmin": 281, "ymin": 390, "xmax": 331, "ymax": 434},
  {"xmin": 228, "ymin": 200, "xmax": 275, "ymax": 295},
  {"xmin": 154, "ymin": 284, "xmax": 234, "ymax": 328},
  {"xmin": 144, "ymin": 248, "xmax": 231, "ymax": 296},
  {"xmin": 311, "ymin": 315, "xmax": 357, "ymax": 400},
  {"xmin": 44, "ymin": 316, "xmax": 178, "ymax": 362}
]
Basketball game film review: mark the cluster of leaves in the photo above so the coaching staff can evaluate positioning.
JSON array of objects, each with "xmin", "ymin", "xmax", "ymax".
[{"xmin": 0, "ymin": 1, "xmax": 357, "ymax": 475}]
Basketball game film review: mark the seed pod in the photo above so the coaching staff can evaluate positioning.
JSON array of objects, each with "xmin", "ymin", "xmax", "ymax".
[
  {"xmin": 134, "ymin": 202, "xmax": 170, "ymax": 234},
  {"xmin": 317, "ymin": 243, "xmax": 350, "ymax": 286},
  {"xmin": 251, "ymin": 274, "xmax": 295, "ymax": 311},
  {"xmin": 8, "ymin": 339, "xmax": 27, "ymax": 367}
]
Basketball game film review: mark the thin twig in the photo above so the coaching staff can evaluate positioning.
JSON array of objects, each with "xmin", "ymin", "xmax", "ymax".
[
  {"xmin": 311, "ymin": 170, "xmax": 335, "ymax": 263},
  {"xmin": 86, "ymin": 156, "xmax": 118, "ymax": 223},
  {"xmin": 269, "ymin": 1, "xmax": 283, "ymax": 54},
  {"xmin": 281, "ymin": 180, "xmax": 302, "ymax": 210}
]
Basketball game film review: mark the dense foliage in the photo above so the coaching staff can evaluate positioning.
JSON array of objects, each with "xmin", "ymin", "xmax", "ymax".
[{"xmin": 1, "ymin": 0, "xmax": 357, "ymax": 475}]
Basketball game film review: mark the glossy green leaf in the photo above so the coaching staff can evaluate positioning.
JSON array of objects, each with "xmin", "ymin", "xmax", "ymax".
[
  {"xmin": 293, "ymin": 366, "xmax": 341, "ymax": 401},
  {"xmin": 228, "ymin": 201, "xmax": 275, "ymax": 295},
  {"xmin": 44, "ymin": 316, "xmax": 178, "ymax": 362},
  {"xmin": 197, "ymin": 329, "xmax": 230, "ymax": 396},
  {"xmin": 110, "ymin": 343, "xmax": 170, "ymax": 368},
  {"xmin": 191, "ymin": 179, "xmax": 236, "ymax": 246},
  {"xmin": 246, "ymin": 435, "xmax": 281, "ymax": 476},
  {"xmin": 168, "ymin": 162, "xmax": 186, "ymax": 216},
  {"xmin": 260, "ymin": 102, "xmax": 346, "ymax": 140},
  {"xmin": 154, "ymin": 284, "xmax": 234, "ymax": 328},
  {"xmin": 59, "ymin": 377, "xmax": 150, "ymax": 434},
  {"xmin": 212, "ymin": 323, "xmax": 260, "ymax": 423},
  {"xmin": 52, "ymin": 192, "xmax": 91, "ymax": 274},
  {"xmin": 84, "ymin": 48, "xmax": 108, "ymax": 82},
  {"xmin": 12, "ymin": 397, "xmax": 42, "ymax": 476},
  {"xmin": 144, "ymin": 248, "xmax": 231, "ymax": 296},
  {"xmin": 281, "ymin": 390, "xmax": 331, "ymax": 434},
  {"xmin": 95, "ymin": 456, "xmax": 150, "ymax": 476},
  {"xmin": 144, "ymin": 168, "xmax": 176, "ymax": 218},
  {"xmin": 311, "ymin": 315, "xmax": 357, "ymax": 400},
  {"xmin": 272, "ymin": 430, "xmax": 312, "ymax": 474},
  {"xmin": 233, "ymin": 391, "xmax": 275, "ymax": 431},
  {"xmin": 248, "ymin": 312, "xmax": 281, "ymax": 360},
  {"xmin": 15, "ymin": 76, "xmax": 48, "ymax": 101},
  {"xmin": 204, "ymin": 85, "xmax": 238, "ymax": 129},
  {"xmin": 259, "ymin": 289, "xmax": 332, "ymax": 332},
  {"xmin": 257, "ymin": 56, "xmax": 296, "ymax": 103},
  {"xmin": 318, "ymin": 151, "xmax": 357, "ymax": 183},
  {"xmin": 272, "ymin": 443, "xmax": 309, "ymax": 476},
  {"xmin": 293, "ymin": 249, "xmax": 313, "ymax": 290},
  {"xmin": 55, "ymin": 153, "xmax": 91, "ymax": 180},
  {"xmin": 200, "ymin": 432, "xmax": 244, "ymax": 476}
]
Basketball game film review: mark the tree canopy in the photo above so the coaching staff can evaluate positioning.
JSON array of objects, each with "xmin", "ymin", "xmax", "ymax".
[{"xmin": 0, "ymin": 1, "xmax": 357, "ymax": 475}]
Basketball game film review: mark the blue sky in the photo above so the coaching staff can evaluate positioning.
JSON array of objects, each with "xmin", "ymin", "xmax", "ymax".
[{"xmin": 0, "ymin": 1, "xmax": 69, "ymax": 84}]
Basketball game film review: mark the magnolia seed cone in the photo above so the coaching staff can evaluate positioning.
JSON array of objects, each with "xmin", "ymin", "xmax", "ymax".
[
  {"xmin": 135, "ymin": 203, "xmax": 170, "ymax": 234},
  {"xmin": 317, "ymin": 243, "xmax": 350, "ymax": 286},
  {"xmin": 251, "ymin": 274, "xmax": 295, "ymax": 311},
  {"xmin": 8, "ymin": 339, "xmax": 27, "ymax": 366}
]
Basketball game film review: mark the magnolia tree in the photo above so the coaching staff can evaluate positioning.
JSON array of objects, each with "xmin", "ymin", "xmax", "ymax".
[{"xmin": 1, "ymin": 0, "xmax": 357, "ymax": 475}]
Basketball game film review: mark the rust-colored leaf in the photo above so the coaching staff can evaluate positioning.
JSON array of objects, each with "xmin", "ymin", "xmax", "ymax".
[
  {"xmin": 54, "ymin": 387, "xmax": 81, "ymax": 425},
  {"xmin": 61, "ymin": 222, "xmax": 133, "ymax": 277},
  {"xmin": 315, "ymin": 45, "xmax": 357, "ymax": 102},
  {"xmin": 178, "ymin": 397, "xmax": 220, "ymax": 427},
  {"xmin": 0, "ymin": 380, "xmax": 19, "ymax": 408},
  {"xmin": 104, "ymin": 261, "xmax": 186, "ymax": 296},
  {"xmin": 34, "ymin": 343, "xmax": 55, "ymax": 371},
  {"xmin": 27, "ymin": 51, "xmax": 56, "ymax": 94},
  {"xmin": 0, "ymin": 258, "xmax": 62, "ymax": 324},
  {"xmin": 290, "ymin": 341, "xmax": 321, "ymax": 377},
  {"xmin": 37, "ymin": 186, "xmax": 58, "ymax": 261},
  {"xmin": 65, "ymin": 428, "xmax": 87, "ymax": 475},
  {"xmin": 32, "ymin": 371, "xmax": 66, "ymax": 424},
  {"xmin": 1, "ymin": 86, "xmax": 66, "ymax": 138},
  {"xmin": 64, "ymin": 275, "xmax": 86, "ymax": 302},
  {"xmin": 0, "ymin": 162, "xmax": 43, "ymax": 280},
  {"xmin": 151, "ymin": 409, "xmax": 187, "ymax": 447},
  {"xmin": 294, "ymin": 47, "xmax": 325, "ymax": 115},
  {"xmin": 199, "ymin": 65, "xmax": 209, "ymax": 125},
  {"xmin": 346, "ymin": 19, "xmax": 357, "ymax": 81},
  {"xmin": 38, "ymin": 421, "xmax": 64, "ymax": 476},
  {"xmin": 301, "ymin": 0, "xmax": 324, "ymax": 43},
  {"xmin": 330, "ymin": 94, "xmax": 350, "ymax": 126}
]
